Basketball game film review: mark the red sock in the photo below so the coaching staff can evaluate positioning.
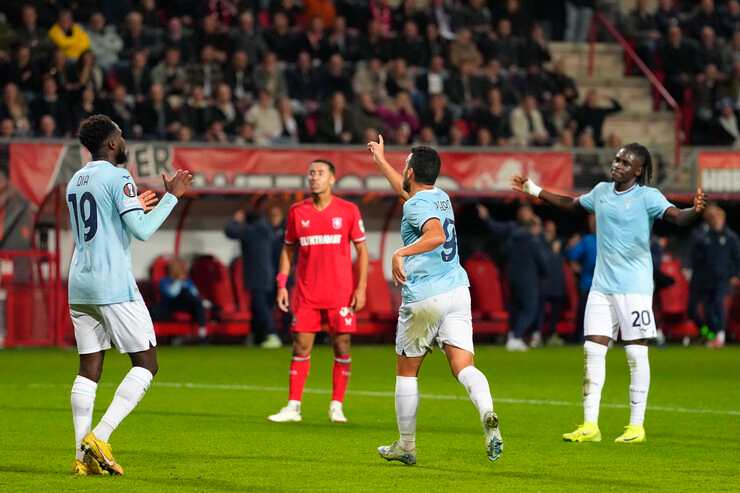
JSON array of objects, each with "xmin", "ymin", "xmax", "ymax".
[
  {"xmin": 289, "ymin": 355, "xmax": 311, "ymax": 402},
  {"xmin": 332, "ymin": 354, "xmax": 352, "ymax": 403}
]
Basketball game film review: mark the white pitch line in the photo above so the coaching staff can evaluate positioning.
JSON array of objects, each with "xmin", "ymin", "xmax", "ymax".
[{"xmin": 22, "ymin": 381, "xmax": 740, "ymax": 417}]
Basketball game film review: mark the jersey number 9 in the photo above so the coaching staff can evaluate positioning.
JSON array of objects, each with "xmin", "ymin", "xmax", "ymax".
[
  {"xmin": 67, "ymin": 192, "xmax": 98, "ymax": 242},
  {"xmin": 441, "ymin": 218, "xmax": 457, "ymax": 262}
]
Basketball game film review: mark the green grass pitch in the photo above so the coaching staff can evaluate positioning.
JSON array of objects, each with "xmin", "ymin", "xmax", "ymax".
[{"xmin": 0, "ymin": 345, "xmax": 738, "ymax": 492}]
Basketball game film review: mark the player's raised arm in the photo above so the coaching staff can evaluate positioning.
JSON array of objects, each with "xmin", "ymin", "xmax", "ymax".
[
  {"xmin": 367, "ymin": 134, "xmax": 411, "ymax": 202},
  {"xmin": 511, "ymin": 175, "xmax": 581, "ymax": 210},
  {"xmin": 662, "ymin": 187, "xmax": 706, "ymax": 226}
]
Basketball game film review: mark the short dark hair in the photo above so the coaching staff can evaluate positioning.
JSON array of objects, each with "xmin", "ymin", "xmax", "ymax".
[
  {"xmin": 78, "ymin": 114, "xmax": 117, "ymax": 154},
  {"xmin": 409, "ymin": 146, "xmax": 441, "ymax": 185},
  {"xmin": 622, "ymin": 142, "xmax": 653, "ymax": 185},
  {"xmin": 311, "ymin": 159, "xmax": 336, "ymax": 175}
]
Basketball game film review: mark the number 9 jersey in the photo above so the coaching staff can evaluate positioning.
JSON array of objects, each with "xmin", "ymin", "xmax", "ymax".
[
  {"xmin": 400, "ymin": 188, "xmax": 469, "ymax": 304},
  {"xmin": 66, "ymin": 161, "xmax": 149, "ymax": 304}
]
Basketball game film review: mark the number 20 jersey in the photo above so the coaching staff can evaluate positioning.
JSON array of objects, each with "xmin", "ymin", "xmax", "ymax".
[
  {"xmin": 66, "ymin": 160, "xmax": 143, "ymax": 304},
  {"xmin": 400, "ymin": 188, "xmax": 469, "ymax": 304}
]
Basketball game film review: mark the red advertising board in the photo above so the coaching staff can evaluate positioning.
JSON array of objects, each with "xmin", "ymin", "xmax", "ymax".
[{"xmin": 698, "ymin": 151, "xmax": 740, "ymax": 193}]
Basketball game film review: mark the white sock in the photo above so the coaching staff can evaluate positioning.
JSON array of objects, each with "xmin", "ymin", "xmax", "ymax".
[
  {"xmin": 457, "ymin": 365, "xmax": 494, "ymax": 422},
  {"xmin": 625, "ymin": 344, "xmax": 650, "ymax": 426},
  {"xmin": 93, "ymin": 367, "xmax": 153, "ymax": 442},
  {"xmin": 583, "ymin": 340, "xmax": 608, "ymax": 424},
  {"xmin": 395, "ymin": 376, "xmax": 418, "ymax": 451},
  {"xmin": 71, "ymin": 375, "xmax": 97, "ymax": 461}
]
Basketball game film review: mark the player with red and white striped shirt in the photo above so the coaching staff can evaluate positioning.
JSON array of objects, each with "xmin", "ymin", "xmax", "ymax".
[{"xmin": 268, "ymin": 159, "xmax": 368, "ymax": 423}]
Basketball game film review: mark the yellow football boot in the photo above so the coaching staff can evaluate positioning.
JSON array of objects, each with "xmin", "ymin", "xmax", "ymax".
[
  {"xmin": 72, "ymin": 459, "xmax": 89, "ymax": 476},
  {"xmin": 81, "ymin": 432, "xmax": 124, "ymax": 475},
  {"xmin": 614, "ymin": 424, "xmax": 646, "ymax": 443},
  {"xmin": 562, "ymin": 422, "xmax": 602, "ymax": 442}
]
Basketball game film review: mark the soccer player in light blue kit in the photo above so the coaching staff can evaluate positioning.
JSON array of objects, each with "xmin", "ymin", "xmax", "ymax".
[
  {"xmin": 368, "ymin": 135, "xmax": 503, "ymax": 465},
  {"xmin": 513, "ymin": 143, "xmax": 706, "ymax": 444},
  {"xmin": 67, "ymin": 115, "xmax": 193, "ymax": 476}
]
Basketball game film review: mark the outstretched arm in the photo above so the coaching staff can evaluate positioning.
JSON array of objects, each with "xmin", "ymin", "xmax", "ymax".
[
  {"xmin": 367, "ymin": 134, "xmax": 411, "ymax": 202},
  {"xmin": 511, "ymin": 175, "xmax": 582, "ymax": 211},
  {"xmin": 662, "ymin": 188, "xmax": 706, "ymax": 227}
]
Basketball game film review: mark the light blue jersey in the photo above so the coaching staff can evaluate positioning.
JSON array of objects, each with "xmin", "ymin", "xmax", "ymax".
[
  {"xmin": 400, "ymin": 188, "xmax": 469, "ymax": 303},
  {"xmin": 67, "ymin": 161, "xmax": 177, "ymax": 304},
  {"xmin": 579, "ymin": 182, "xmax": 673, "ymax": 295}
]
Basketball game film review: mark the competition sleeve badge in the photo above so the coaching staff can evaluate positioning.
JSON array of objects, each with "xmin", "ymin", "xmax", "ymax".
[{"xmin": 123, "ymin": 182, "xmax": 136, "ymax": 197}]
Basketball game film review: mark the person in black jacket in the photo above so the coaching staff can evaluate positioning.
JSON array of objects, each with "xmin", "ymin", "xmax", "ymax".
[
  {"xmin": 225, "ymin": 197, "xmax": 283, "ymax": 348},
  {"xmin": 574, "ymin": 90, "xmax": 622, "ymax": 147},
  {"xmin": 478, "ymin": 203, "xmax": 547, "ymax": 351},
  {"xmin": 688, "ymin": 205, "xmax": 740, "ymax": 348}
]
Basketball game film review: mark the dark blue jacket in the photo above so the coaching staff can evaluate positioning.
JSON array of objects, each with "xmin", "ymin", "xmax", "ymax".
[
  {"xmin": 482, "ymin": 219, "xmax": 546, "ymax": 289},
  {"xmin": 225, "ymin": 216, "xmax": 276, "ymax": 291},
  {"xmin": 565, "ymin": 233, "xmax": 596, "ymax": 292},
  {"xmin": 689, "ymin": 224, "xmax": 740, "ymax": 289}
]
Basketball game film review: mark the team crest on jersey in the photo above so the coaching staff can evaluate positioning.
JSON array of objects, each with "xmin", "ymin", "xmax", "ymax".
[
  {"xmin": 332, "ymin": 217, "xmax": 343, "ymax": 230},
  {"xmin": 301, "ymin": 219, "xmax": 310, "ymax": 228},
  {"xmin": 123, "ymin": 182, "xmax": 136, "ymax": 197}
]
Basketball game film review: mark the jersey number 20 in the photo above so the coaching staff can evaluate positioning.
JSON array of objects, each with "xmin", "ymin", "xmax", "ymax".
[
  {"xmin": 67, "ymin": 192, "xmax": 98, "ymax": 242},
  {"xmin": 441, "ymin": 218, "xmax": 457, "ymax": 262}
]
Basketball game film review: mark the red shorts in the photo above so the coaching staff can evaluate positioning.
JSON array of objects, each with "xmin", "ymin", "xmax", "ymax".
[{"xmin": 291, "ymin": 304, "xmax": 357, "ymax": 334}]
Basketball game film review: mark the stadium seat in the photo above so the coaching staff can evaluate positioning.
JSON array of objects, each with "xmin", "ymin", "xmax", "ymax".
[
  {"xmin": 464, "ymin": 252, "xmax": 508, "ymax": 334},
  {"xmin": 229, "ymin": 257, "xmax": 253, "ymax": 320},
  {"xmin": 656, "ymin": 257, "xmax": 698, "ymax": 340},
  {"xmin": 190, "ymin": 255, "xmax": 250, "ymax": 336},
  {"xmin": 353, "ymin": 259, "xmax": 395, "ymax": 339},
  {"xmin": 149, "ymin": 255, "xmax": 172, "ymax": 303}
]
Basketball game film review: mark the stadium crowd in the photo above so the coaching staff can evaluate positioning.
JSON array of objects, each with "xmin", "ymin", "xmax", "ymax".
[
  {"xmin": 0, "ymin": 0, "xmax": 631, "ymax": 148},
  {"xmin": 622, "ymin": 0, "xmax": 740, "ymax": 146}
]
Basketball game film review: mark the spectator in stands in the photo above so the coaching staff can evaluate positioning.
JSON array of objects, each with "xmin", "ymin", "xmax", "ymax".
[
  {"xmin": 246, "ymin": 89, "xmax": 282, "ymax": 145},
  {"xmin": 449, "ymin": 28, "xmax": 482, "ymax": 70},
  {"xmin": 713, "ymin": 97, "xmax": 740, "ymax": 146},
  {"xmin": 253, "ymin": 52, "xmax": 288, "ymax": 100},
  {"xmin": 121, "ymin": 11, "xmax": 160, "ymax": 61},
  {"xmin": 376, "ymin": 90, "xmax": 420, "ymax": 138},
  {"xmin": 152, "ymin": 46, "xmax": 188, "ymax": 97},
  {"xmin": 106, "ymin": 85, "xmax": 135, "ymax": 136},
  {"xmin": 31, "ymin": 75, "xmax": 68, "ymax": 135},
  {"xmin": 624, "ymin": 0, "xmax": 661, "ymax": 70},
  {"xmin": 445, "ymin": 61, "xmax": 486, "ymax": 108},
  {"xmin": 659, "ymin": 24, "xmax": 700, "ymax": 104},
  {"xmin": 564, "ymin": 0, "xmax": 594, "ymax": 43},
  {"xmin": 264, "ymin": 11, "xmax": 296, "ymax": 62},
  {"xmin": 287, "ymin": 51, "xmax": 321, "ymax": 113},
  {"xmin": 85, "ymin": 12, "xmax": 122, "ymax": 71},
  {"xmin": 118, "ymin": 49, "xmax": 152, "ymax": 104},
  {"xmin": 225, "ymin": 199, "xmax": 283, "ymax": 349},
  {"xmin": 0, "ymin": 83, "xmax": 30, "ymax": 134},
  {"xmin": 522, "ymin": 23, "xmax": 552, "ymax": 68},
  {"xmin": 546, "ymin": 92, "xmax": 575, "ymax": 138},
  {"xmin": 231, "ymin": 11, "xmax": 266, "ymax": 65},
  {"xmin": 689, "ymin": 0, "xmax": 723, "ymax": 40},
  {"xmin": 697, "ymin": 26, "xmax": 729, "ymax": 72},
  {"xmin": 350, "ymin": 92, "xmax": 384, "ymax": 139},
  {"xmin": 688, "ymin": 205, "xmax": 740, "ymax": 348},
  {"xmin": 352, "ymin": 57, "xmax": 388, "ymax": 102},
  {"xmin": 225, "ymin": 50, "xmax": 256, "ymax": 113},
  {"xmin": 722, "ymin": 61, "xmax": 740, "ymax": 107},
  {"xmin": 320, "ymin": 53, "xmax": 353, "ymax": 100},
  {"xmin": 37, "ymin": 114, "xmax": 58, "ymax": 137},
  {"xmin": 474, "ymin": 87, "xmax": 511, "ymax": 145},
  {"xmin": 0, "ymin": 118, "xmax": 14, "ymax": 137},
  {"xmin": 425, "ymin": 21, "xmax": 449, "ymax": 61},
  {"xmin": 510, "ymin": 94, "xmax": 549, "ymax": 147},
  {"xmin": 395, "ymin": 19, "xmax": 428, "ymax": 67},
  {"xmin": 655, "ymin": 0, "xmax": 681, "ymax": 36},
  {"xmin": 328, "ymin": 16, "xmax": 360, "ymax": 61},
  {"xmin": 70, "ymin": 86, "xmax": 98, "ymax": 132},
  {"xmin": 416, "ymin": 55, "xmax": 448, "ymax": 98},
  {"xmin": 565, "ymin": 214, "xmax": 597, "ymax": 343},
  {"xmin": 574, "ymin": 90, "xmax": 622, "ymax": 147},
  {"xmin": 385, "ymin": 58, "xmax": 416, "ymax": 99},
  {"xmin": 422, "ymin": 93, "xmax": 453, "ymax": 145},
  {"xmin": 493, "ymin": 19, "xmax": 521, "ymax": 70},
  {"xmin": 478, "ymin": 203, "xmax": 547, "ymax": 351},
  {"xmin": 317, "ymin": 91, "xmax": 355, "ymax": 144},
  {"xmin": 152, "ymin": 258, "xmax": 208, "ymax": 341},
  {"xmin": 276, "ymin": 96, "xmax": 304, "ymax": 144},
  {"xmin": 48, "ymin": 10, "xmax": 90, "ymax": 61},
  {"xmin": 720, "ymin": 2, "xmax": 740, "ymax": 39},
  {"xmin": 212, "ymin": 83, "xmax": 243, "ymax": 135},
  {"xmin": 693, "ymin": 63, "xmax": 723, "ymax": 144},
  {"xmin": 549, "ymin": 58, "xmax": 579, "ymax": 104},
  {"xmin": 188, "ymin": 44, "xmax": 223, "ymax": 98},
  {"xmin": 164, "ymin": 17, "xmax": 195, "ymax": 63},
  {"xmin": 135, "ymin": 83, "xmax": 175, "ymax": 140},
  {"xmin": 197, "ymin": 14, "xmax": 230, "ymax": 64},
  {"xmin": 17, "ymin": 4, "xmax": 53, "ymax": 61},
  {"xmin": 6, "ymin": 45, "xmax": 40, "ymax": 95}
]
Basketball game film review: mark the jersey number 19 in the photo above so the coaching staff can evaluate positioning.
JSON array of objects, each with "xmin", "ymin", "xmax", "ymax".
[{"xmin": 68, "ymin": 192, "xmax": 98, "ymax": 242}]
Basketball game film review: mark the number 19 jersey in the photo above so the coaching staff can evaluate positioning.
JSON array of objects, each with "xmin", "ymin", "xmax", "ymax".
[
  {"xmin": 400, "ymin": 188, "xmax": 469, "ymax": 304},
  {"xmin": 66, "ymin": 160, "xmax": 143, "ymax": 304}
]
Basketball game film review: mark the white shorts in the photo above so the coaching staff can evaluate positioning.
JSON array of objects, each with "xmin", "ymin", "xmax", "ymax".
[
  {"xmin": 395, "ymin": 286, "xmax": 474, "ymax": 357},
  {"xmin": 70, "ymin": 299, "xmax": 157, "ymax": 354},
  {"xmin": 584, "ymin": 290, "xmax": 656, "ymax": 341}
]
